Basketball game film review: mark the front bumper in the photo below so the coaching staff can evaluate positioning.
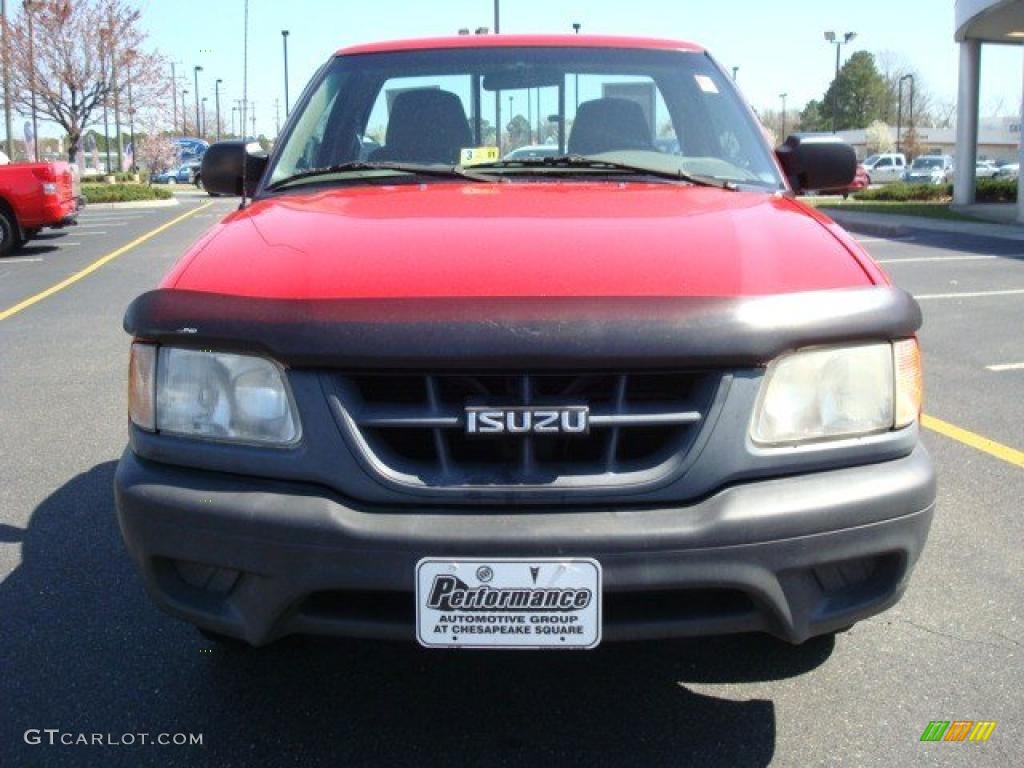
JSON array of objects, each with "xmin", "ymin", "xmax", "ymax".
[{"xmin": 115, "ymin": 446, "xmax": 935, "ymax": 646}]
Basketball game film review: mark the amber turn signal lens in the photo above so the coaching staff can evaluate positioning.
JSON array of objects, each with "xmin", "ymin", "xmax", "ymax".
[
  {"xmin": 129, "ymin": 342, "xmax": 157, "ymax": 431},
  {"xmin": 894, "ymin": 338, "xmax": 922, "ymax": 428}
]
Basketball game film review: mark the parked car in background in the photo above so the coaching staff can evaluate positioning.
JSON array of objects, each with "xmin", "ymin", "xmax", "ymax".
[
  {"xmin": 0, "ymin": 160, "xmax": 80, "ymax": 256},
  {"xmin": 862, "ymin": 153, "xmax": 906, "ymax": 184},
  {"xmin": 975, "ymin": 160, "xmax": 999, "ymax": 178},
  {"xmin": 151, "ymin": 167, "xmax": 179, "ymax": 184},
  {"xmin": 820, "ymin": 163, "xmax": 870, "ymax": 198},
  {"xmin": 903, "ymin": 155, "xmax": 954, "ymax": 185},
  {"xmin": 995, "ymin": 161, "xmax": 1019, "ymax": 180},
  {"xmin": 176, "ymin": 162, "xmax": 200, "ymax": 185},
  {"xmin": 503, "ymin": 144, "xmax": 561, "ymax": 161}
]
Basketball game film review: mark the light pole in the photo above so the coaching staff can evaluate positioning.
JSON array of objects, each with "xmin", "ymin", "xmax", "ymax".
[
  {"xmin": 170, "ymin": 62, "xmax": 179, "ymax": 137},
  {"xmin": 824, "ymin": 30, "xmax": 857, "ymax": 133},
  {"xmin": 99, "ymin": 26, "xmax": 112, "ymax": 171},
  {"xmin": 779, "ymin": 93, "xmax": 788, "ymax": 140},
  {"xmin": 181, "ymin": 89, "xmax": 189, "ymax": 135},
  {"xmin": 201, "ymin": 97, "xmax": 208, "ymax": 138},
  {"xmin": 193, "ymin": 66, "xmax": 202, "ymax": 138},
  {"xmin": 126, "ymin": 49, "xmax": 136, "ymax": 171},
  {"xmin": 2, "ymin": 0, "xmax": 14, "ymax": 160},
  {"xmin": 242, "ymin": 0, "xmax": 249, "ymax": 142},
  {"xmin": 897, "ymin": 74, "xmax": 914, "ymax": 154},
  {"xmin": 215, "ymin": 79, "xmax": 222, "ymax": 140},
  {"xmin": 493, "ymin": 0, "xmax": 499, "ymax": 33},
  {"xmin": 732, "ymin": 66, "xmax": 739, "ymax": 82},
  {"xmin": 573, "ymin": 23, "xmax": 581, "ymax": 111},
  {"xmin": 24, "ymin": 0, "xmax": 40, "ymax": 160},
  {"xmin": 231, "ymin": 106, "xmax": 238, "ymax": 136},
  {"xmin": 281, "ymin": 30, "xmax": 290, "ymax": 117}
]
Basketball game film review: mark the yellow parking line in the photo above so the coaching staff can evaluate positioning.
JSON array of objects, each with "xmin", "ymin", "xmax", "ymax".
[
  {"xmin": 922, "ymin": 414, "xmax": 1024, "ymax": 468},
  {"xmin": 0, "ymin": 201, "xmax": 214, "ymax": 322}
]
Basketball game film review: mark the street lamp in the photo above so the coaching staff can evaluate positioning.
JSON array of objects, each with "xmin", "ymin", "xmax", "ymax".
[
  {"xmin": 231, "ymin": 106, "xmax": 238, "ymax": 136},
  {"xmin": 281, "ymin": 30, "xmax": 290, "ymax": 117},
  {"xmin": 125, "ymin": 49, "xmax": 136, "ymax": 171},
  {"xmin": 897, "ymin": 74, "xmax": 914, "ymax": 155},
  {"xmin": 99, "ymin": 25, "xmax": 112, "ymax": 171},
  {"xmin": 181, "ymin": 88, "xmax": 189, "ymax": 135},
  {"xmin": 201, "ymin": 97, "xmax": 208, "ymax": 138},
  {"xmin": 732, "ymin": 66, "xmax": 739, "ymax": 82},
  {"xmin": 779, "ymin": 93, "xmax": 788, "ymax": 140},
  {"xmin": 493, "ymin": 0, "xmax": 500, "ymax": 33},
  {"xmin": 24, "ymin": 0, "xmax": 40, "ymax": 160},
  {"xmin": 573, "ymin": 23, "xmax": 581, "ymax": 111},
  {"xmin": 193, "ymin": 66, "xmax": 203, "ymax": 138},
  {"xmin": 824, "ymin": 30, "xmax": 857, "ymax": 133},
  {"xmin": 215, "ymin": 79, "xmax": 223, "ymax": 141}
]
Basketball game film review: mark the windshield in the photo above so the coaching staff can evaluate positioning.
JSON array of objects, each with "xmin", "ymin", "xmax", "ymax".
[
  {"xmin": 864, "ymin": 155, "xmax": 880, "ymax": 166},
  {"xmin": 267, "ymin": 46, "xmax": 784, "ymax": 191},
  {"xmin": 911, "ymin": 158, "xmax": 944, "ymax": 170}
]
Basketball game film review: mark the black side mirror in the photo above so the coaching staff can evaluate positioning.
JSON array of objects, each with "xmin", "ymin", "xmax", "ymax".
[
  {"xmin": 200, "ymin": 140, "xmax": 269, "ymax": 197},
  {"xmin": 776, "ymin": 134, "xmax": 856, "ymax": 194}
]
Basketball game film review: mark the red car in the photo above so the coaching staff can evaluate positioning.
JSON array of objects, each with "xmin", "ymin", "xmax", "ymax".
[
  {"xmin": 0, "ymin": 161, "xmax": 80, "ymax": 256},
  {"xmin": 820, "ymin": 163, "xmax": 869, "ymax": 198},
  {"xmin": 117, "ymin": 35, "xmax": 934, "ymax": 650}
]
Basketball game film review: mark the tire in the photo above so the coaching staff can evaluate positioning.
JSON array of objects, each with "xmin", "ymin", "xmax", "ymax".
[
  {"xmin": 0, "ymin": 209, "xmax": 17, "ymax": 257},
  {"xmin": 194, "ymin": 174, "xmax": 203, "ymax": 190},
  {"xmin": 197, "ymin": 627, "xmax": 252, "ymax": 649}
]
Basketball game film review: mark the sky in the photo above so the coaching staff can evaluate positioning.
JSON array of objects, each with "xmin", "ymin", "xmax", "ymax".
[{"xmin": 27, "ymin": 0, "xmax": 1024, "ymax": 139}]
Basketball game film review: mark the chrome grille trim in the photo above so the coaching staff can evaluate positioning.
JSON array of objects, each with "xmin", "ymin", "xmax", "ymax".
[{"xmin": 322, "ymin": 371, "xmax": 725, "ymax": 498}]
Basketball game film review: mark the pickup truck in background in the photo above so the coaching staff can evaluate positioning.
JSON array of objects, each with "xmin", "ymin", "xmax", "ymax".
[{"xmin": 0, "ymin": 161, "xmax": 80, "ymax": 257}]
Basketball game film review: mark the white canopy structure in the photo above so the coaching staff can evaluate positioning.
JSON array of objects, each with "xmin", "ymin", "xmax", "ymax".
[{"xmin": 954, "ymin": 0, "xmax": 1024, "ymax": 221}]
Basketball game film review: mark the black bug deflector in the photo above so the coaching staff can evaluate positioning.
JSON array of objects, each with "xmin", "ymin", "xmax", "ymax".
[{"xmin": 123, "ymin": 287, "xmax": 922, "ymax": 369}]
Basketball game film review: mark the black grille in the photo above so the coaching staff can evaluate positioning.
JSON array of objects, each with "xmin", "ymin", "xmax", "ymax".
[{"xmin": 324, "ymin": 371, "xmax": 720, "ymax": 495}]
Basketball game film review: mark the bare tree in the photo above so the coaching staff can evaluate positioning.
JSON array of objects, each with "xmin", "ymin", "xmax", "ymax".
[
  {"xmin": 3, "ymin": 0, "xmax": 167, "ymax": 162},
  {"xmin": 875, "ymin": 49, "xmax": 934, "ymax": 127}
]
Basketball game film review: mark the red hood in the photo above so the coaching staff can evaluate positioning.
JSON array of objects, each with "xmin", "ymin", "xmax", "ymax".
[{"xmin": 164, "ymin": 183, "xmax": 878, "ymax": 298}]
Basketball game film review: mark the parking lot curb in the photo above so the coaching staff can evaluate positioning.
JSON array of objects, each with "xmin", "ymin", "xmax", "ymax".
[
  {"xmin": 824, "ymin": 209, "xmax": 1024, "ymax": 242},
  {"xmin": 825, "ymin": 213, "xmax": 912, "ymax": 239},
  {"xmin": 83, "ymin": 198, "xmax": 181, "ymax": 211}
]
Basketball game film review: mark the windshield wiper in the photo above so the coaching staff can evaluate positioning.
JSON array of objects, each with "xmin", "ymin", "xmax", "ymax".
[
  {"xmin": 464, "ymin": 155, "xmax": 738, "ymax": 190},
  {"xmin": 265, "ymin": 161, "xmax": 497, "ymax": 191}
]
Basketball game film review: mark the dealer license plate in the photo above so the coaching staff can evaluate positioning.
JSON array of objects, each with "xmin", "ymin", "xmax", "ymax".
[{"xmin": 416, "ymin": 558, "xmax": 602, "ymax": 649}]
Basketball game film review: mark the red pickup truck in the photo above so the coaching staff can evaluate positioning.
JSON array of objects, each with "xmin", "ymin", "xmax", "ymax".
[
  {"xmin": 118, "ymin": 35, "xmax": 934, "ymax": 650},
  {"xmin": 0, "ymin": 161, "xmax": 80, "ymax": 256}
]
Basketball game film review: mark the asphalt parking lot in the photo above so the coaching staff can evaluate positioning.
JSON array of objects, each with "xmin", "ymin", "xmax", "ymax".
[{"xmin": 0, "ymin": 194, "xmax": 1021, "ymax": 767}]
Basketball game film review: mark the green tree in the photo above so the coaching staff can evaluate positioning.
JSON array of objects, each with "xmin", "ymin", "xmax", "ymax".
[
  {"xmin": 820, "ymin": 51, "xmax": 888, "ymax": 131},
  {"xmin": 799, "ymin": 100, "xmax": 828, "ymax": 132}
]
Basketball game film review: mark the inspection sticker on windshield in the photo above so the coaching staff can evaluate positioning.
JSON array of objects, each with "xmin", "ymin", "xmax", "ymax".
[
  {"xmin": 460, "ymin": 146, "xmax": 500, "ymax": 166},
  {"xmin": 695, "ymin": 74, "xmax": 719, "ymax": 94},
  {"xmin": 416, "ymin": 558, "xmax": 602, "ymax": 649}
]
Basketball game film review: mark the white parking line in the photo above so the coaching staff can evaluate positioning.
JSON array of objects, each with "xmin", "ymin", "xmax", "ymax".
[
  {"xmin": 915, "ymin": 288, "xmax": 1024, "ymax": 300},
  {"xmin": 2, "ymin": 257, "xmax": 44, "ymax": 264},
  {"xmin": 75, "ymin": 231, "xmax": 107, "ymax": 236},
  {"xmin": 855, "ymin": 237, "xmax": 914, "ymax": 244},
  {"xmin": 76, "ymin": 223, "xmax": 127, "ymax": 229},
  {"xmin": 877, "ymin": 255, "xmax": 997, "ymax": 264},
  {"xmin": 986, "ymin": 362, "xmax": 1024, "ymax": 372}
]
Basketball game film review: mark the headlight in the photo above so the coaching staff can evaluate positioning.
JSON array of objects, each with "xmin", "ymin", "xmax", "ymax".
[
  {"xmin": 752, "ymin": 341, "xmax": 921, "ymax": 446},
  {"xmin": 128, "ymin": 344, "xmax": 300, "ymax": 445}
]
